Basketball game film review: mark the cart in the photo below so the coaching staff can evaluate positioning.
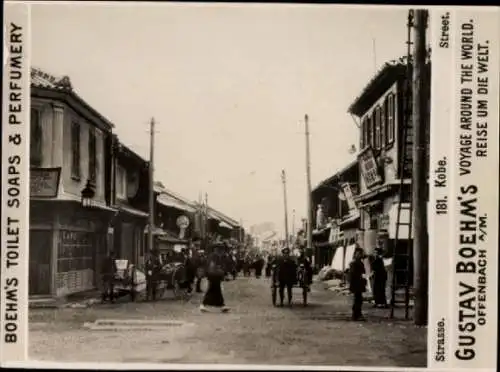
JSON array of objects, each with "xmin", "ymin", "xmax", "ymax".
[
  {"xmin": 271, "ymin": 263, "xmax": 309, "ymax": 306},
  {"xmin": 113, "ymin": 260, "xmax": 146, "ymax": 302}
]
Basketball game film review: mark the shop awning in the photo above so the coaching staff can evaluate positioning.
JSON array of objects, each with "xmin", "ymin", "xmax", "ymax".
[
  {"xmin": 339, "ymin": 213, "xmax": 360, "ymax": 226},
  {"xmin": 143, "ymin": 225, "xmax": 167, "ymax": 236},
  {"xmin": 331, "ymin": 246, "xmax": 345, "ymax": 271},
  {"xmin": 157, "ymin": 193, "xmax": 196, "ymax": 213},
  {"xmin": 354, "ymin": 184, "xmax": 396, "ymax": 204},
  {"xmin": 219, "ymin": 221, "xmax": 233, "ymax": 229},
  {"xmin": 45, "ymin": 192, "xmax": 119, "ymax": 213},
  {"xmin": 118, "ymin": 205, "xmax": 149, "ymax": 218}
]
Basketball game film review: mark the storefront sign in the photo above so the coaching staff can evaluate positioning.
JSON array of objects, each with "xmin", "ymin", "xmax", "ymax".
[
  {"xmin": 341, "ymin": 183, "xmax": 357, "ymax": 211},
  {"xmin": 30, "ymin": 167, "xmax": 61, "ymax": 197},
  {"xmin": 176, "ymin": 215, "xmax": 190, "ymax": 229},
  {"xmin": 378, "ymin": 214, "xmax": 390, "ymax": 230},
  {"xmin": 176, "ymin": 215, "xmax": 190, "ymax": 239},
  {"xmin": 358, "ymin": 147, "xmax": 383, "ymax": 189}
]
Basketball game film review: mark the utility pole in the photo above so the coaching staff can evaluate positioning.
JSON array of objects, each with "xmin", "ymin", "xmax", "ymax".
[
  {"xmin": 205, "ymin": 192, "xmax": 209, "ymax": 244},
  {"xmin": 292, "ymin": 209, "xmax": 296, "ymax": 237},
  {"xmin": 281, "ymin": 169, "xmax": 290, "ymax": 246},
  {"xmin": 148, "ymin": 117, "xmax": 155, "ymax": 254},
  {"xmin": 412, "ymin": 9, "xmax": 429, "ymax": 326},
  {"xmin": 304, "ymin": 114, "xmax": 314, "ymax": 266}
]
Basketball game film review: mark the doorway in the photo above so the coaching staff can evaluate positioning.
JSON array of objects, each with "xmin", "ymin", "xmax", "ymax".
[{"xmin": 29, "ymin": 230, "xmax": 52, "ymax": 295}]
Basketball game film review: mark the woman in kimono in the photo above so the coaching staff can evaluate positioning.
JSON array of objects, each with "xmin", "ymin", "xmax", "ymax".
[{"xmin": 200, "ymin": 246, "xmax": 229, "ymax": 312}]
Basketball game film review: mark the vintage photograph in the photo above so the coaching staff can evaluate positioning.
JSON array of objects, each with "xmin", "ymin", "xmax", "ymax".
[{"xmin": 27, "ymin": 3, "xmax": 429, "ymax": 367}]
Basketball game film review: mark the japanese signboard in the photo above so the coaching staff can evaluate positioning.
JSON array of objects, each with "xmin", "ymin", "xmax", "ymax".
[
  {"xmin": 341, "ymin": 182, "xmax": 357, "ymax": 211},
  {"xmin": 358, "ymin": 147, "xmax": 383, "ymax": 189},
  {"xmin": 30, "ymin": 167, "xmax": 61, "ymax": 197}
]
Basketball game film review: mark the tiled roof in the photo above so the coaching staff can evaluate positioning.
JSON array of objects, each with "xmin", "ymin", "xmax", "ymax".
[
  {"xmin": 313, "ymin": 158, "xmax": 358, "ymax": 192},
  {"xmin": 31, "ymin": 66, "xmax": 73, "ymax": 91},
  {"xmin": 348, "ymin": 59, "xmax": 408, "ymax": 117},
  {"xmin": 31, "ymin": 66, "xmax": 115, "ymax": 130}
]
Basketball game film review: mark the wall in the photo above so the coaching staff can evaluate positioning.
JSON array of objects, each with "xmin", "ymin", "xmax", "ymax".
[
  {"xmin": 61, "ymin": 104, "xmax": 106, "ymax": 203},
  {"xmin": 358, "ymin": 81, "xmax": 402, "ymax": 196}
]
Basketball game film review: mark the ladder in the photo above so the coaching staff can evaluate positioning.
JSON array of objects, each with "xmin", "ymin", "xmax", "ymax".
[{"xmin": 390, "ymin": 9, "xmax": 415, "ymax": 320}]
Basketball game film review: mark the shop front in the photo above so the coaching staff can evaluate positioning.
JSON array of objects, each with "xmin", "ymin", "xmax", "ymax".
[
  {"xmin": 30, "ymin": 199, "xmax": 115, "ymax": 298},
  {"xmin": 113, "ymin": 206, "xmax": 148, "ymax": 267}
]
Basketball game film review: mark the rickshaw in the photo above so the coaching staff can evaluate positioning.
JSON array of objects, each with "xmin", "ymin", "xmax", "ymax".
[
  {"xmin": 154, "ymin": 248, "xmax": 192, "ymax": 300},
  {"xmin": 113, "ymin": 259, "xmax": 146, "ymax": 302},
  {"xmin": 271, "ymin": 261, "xmax": 310, "ymax": 307}
]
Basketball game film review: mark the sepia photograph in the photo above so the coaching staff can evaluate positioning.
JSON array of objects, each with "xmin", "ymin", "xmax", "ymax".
[{"xmin": 26, "ymin": 1, "xmax": 432, "ymax": 368}]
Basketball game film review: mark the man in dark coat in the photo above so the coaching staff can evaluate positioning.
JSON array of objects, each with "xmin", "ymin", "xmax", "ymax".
[
  {"xmin": 194, "ymin": 250, "xmax": 207, "ymax": 293},
  {"xmin": 349, "ymin": 247, "xmax": 367, "ymax": 321},
  {"xmin": 276, "ymin": 248, "xmax": 297, "ymax": 307},
  {"xmin": 371, "ymin": 247, "xmax": 388, "ymax": 308},
  {"xmin": 182, "ymin": 248, "xmax": 196, "ymax": 293},
  {"xmin": 101, "ymin": 251, "xmax": 117, "ymax": 303},
  {"xmin": 297, "ymin": 251, "xmax": 313, "ymax": 290},
  {"xmin": 145, "ymin": 249, "xmax": 162, "ymax": 301}
]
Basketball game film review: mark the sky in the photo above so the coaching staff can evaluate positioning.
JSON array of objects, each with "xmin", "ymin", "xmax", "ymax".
[{"xmin": 31, "ymin": 2, "xmax": 409, "ymax": 236}]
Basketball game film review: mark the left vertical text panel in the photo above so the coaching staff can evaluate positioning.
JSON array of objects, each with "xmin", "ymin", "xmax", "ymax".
[{"xmin": 1, "ymin": 2, "xmax": 30, "ymax": 365}]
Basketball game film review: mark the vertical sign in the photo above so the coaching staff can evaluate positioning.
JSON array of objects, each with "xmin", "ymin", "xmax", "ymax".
[
  {"xmin": 449, "ymin": 8, "xmax": 499, "ymax": 370},
  {"xmin": 1, "ymin": 2, "xmax": 30, "ymax": 363}
]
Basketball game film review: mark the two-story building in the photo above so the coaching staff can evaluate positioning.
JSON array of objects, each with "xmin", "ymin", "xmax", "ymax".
[
  {"xmin": 347, "ymin": 60, "xmax": 430, "ymax": 294},
  {"xmin": 152, "ymin": 182, "xmax": 198, "ymax": 259},
  {"xmin": 30, "ymin": 67, "xmax": 116, "ymax": 298},
  {"xmin": 311, "ymin": 160, "xmax": 360, "ymax": 269},
  {"xmin": 111, "ymin": 141, "xmax": 150, "ymax": 268}
]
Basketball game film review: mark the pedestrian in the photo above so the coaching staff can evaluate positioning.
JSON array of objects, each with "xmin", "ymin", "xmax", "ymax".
[
  {"xmin": 255, "ymin": 255, "xmax": 264, "ymax": 278},
  {"xmin": 371, "ymin": 247, "xmax": 388, "ymax": 308},
  {"xmin": 200, "ymin": 246, "xmax": 229, "ymax": 313},
  {"xmin": 297, "ymin": 250, "xmax": 313, "ymax": 291},
  {"xmin": 276, "ymin": 247, "xmax": 297, "ymax": 307},
  {"xmin": 348, "ymin": 247, "xmax": 367, "ymax": 321},
  {"xmin": 182, "ymin": 248, "xmax": 195, "ymax": 294},
  {"xmin": 145, "ymin": 249, "xmax": 162, "ymax": 301},
  {"xmin": 194, "ymin": 250, "xmax": 206, "ymax": 293},
  {"xmin": 101, "ymin": 250, "xmax": 117, "ymax": 304},
  {"xmin": 265, "ymin": 255, "xmax": 274, "ymax": 278}
]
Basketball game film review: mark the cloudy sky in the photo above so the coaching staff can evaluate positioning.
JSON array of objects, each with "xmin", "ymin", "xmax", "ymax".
[{"xmin": 31, "ymin": 2, "xmax": 409, "ymax": 236}]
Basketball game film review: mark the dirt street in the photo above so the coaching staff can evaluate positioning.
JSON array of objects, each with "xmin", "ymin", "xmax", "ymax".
[{"xmin": 29, "ymin": 276, "xmax": 427, "ymax": 367}]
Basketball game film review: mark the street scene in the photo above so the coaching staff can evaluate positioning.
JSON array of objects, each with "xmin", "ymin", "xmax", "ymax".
[
  {"xmin": 30, "ymin": 274, "xmax": 426, "ymax": 366},
  {"xmin": 29, "ymin": 3, "xmax": 430, "ymax": 368}
]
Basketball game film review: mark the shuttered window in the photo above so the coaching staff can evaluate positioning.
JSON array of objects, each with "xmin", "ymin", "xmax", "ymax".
[
  {"xmin": 387, "ymin": 93, "xmax": 395, "ymax": 145},
  {"xmin": 374, "ymin": 106, "xmax": 382, "ymax": 149},
  {"xmin": 30, "ymin": 108, "xmax": 43, "ymax": 167},
  {"xmin": 71, "ymin": 121, "xmax": 81, "ymax": 179},
  {"xmin": 88, "ymin": 127, "xmax": 97, "ymax": 184}
]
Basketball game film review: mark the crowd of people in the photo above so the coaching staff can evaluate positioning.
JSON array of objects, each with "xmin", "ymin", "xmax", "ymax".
[{"xmin": 99, "ymin": 240, "xmax": 388, "ymax": 320}]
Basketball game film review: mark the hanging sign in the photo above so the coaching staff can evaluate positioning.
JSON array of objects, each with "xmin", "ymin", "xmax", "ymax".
[
  {"xmin": 341, "ymin": 183, "xmax": 357, "ymax": 211},
  {"xmin": 358, "ymin": 147, "xmax": 383, "ymax": 189},
  {"xmin": 176, "ymin": 215, "xmax": 190, "ymax": 239},
  {"xmin": 30, "ymin": 167, "xmax": 61, "ymax": 197}
]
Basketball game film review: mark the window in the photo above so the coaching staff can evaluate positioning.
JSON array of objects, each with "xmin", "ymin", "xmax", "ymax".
[
  {"xmin": 88, "ymin": 128, "xmax": 97, "ymax": 184},
  {"xmin": 116, "ymin": 165, "xmax": 126, "ymax": 199},
  {"xmin": 30, "ymin": 108, "xmax": 43, "ymax": 167},
  {"xmin": 360, "ymin": 118, "xmax": 365, "ymax": 149},
  {"xmin": 71, "ymin": 121, "xmax": 81, "ymax": 179},
  {"xmin": 374, "ymin": 106, "xmax": 381, "ymax": 149},
  {"xmin": 366, "ymin": 115, "xmax": 373, "ymax": 148},
  {"xmin": 380, "ymin": 103, "xmax": 386, "ymax": 148},
  {"xmin": 387, "ymin": 93, "xmax": 395, "ymax": 145}
]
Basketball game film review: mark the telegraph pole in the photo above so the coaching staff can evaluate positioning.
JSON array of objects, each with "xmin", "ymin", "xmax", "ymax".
[
  {"xmin": 148, "ymin": 117, "xmax": 155, "ymax": 254},
  {"xmin": 412, "ymin": 9, "xmax": 429, "ymax": 326},
  {"xmin": 304, "ymin": 114, "xmax": 314, "ymax": 266},
  {"xmin": 281, "ymin": 170, "xmax": 290, "ymax": 246},
  {"xmin": 205, "ymin": 192, "xmax": 209, "ymax": 243}
]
